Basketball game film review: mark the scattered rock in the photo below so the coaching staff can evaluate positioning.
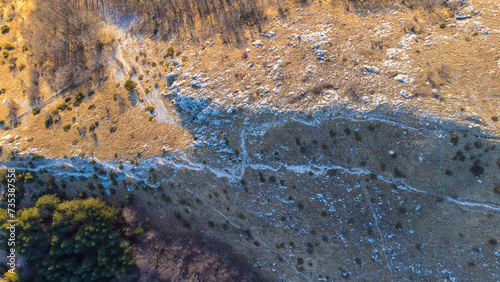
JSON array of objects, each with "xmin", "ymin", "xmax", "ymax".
[
  {"xmin": 190, "ymin": 80, "xmax": 203, "ymax": 89},
  {"xmin": 260, "ymin": 31, "xmax": 275, "ymax": 38},
  {"xmin": 165, "ymin": 73, "xmax": 179, "ymax": 87},
  {"xmin": 252, "ymin": 40, "xmax": 263, "ymax": 47},
  {"xmin": 455, "ymin": 14, "xmax": 472, "ymax": 20},
  {"xmin": 315, "ymin": 49, "xmax": 328, "ymax": 60},
  {"xmin": 400, "ymin": 90, "xmax": 411, "ymax": 99},
  {"xmin": 363, "ymin": 65, "xmax": 379, "ymax": 74},
  {"xmin": 394, "ymin": 74, "xmax": 409, "ymax": 84},
  {"xmin": 1, "ymin": 135, "xmax": 14, "ymax": 143}
]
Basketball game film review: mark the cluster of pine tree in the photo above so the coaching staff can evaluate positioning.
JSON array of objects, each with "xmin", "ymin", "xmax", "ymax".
[{"xmin": 0, "ymin": 195, "xmax": 135, "ymax": 281}]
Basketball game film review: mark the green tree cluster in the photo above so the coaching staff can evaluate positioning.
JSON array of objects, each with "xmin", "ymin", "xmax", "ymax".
[{"xmin": 1, "ymin": 195, "xmax": 135, "ymax": 281}]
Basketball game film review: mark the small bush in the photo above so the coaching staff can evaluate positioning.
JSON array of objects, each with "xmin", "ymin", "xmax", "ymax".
[
  {"xmin": 57, "ymin": 103, "xmax": 68, "ymax": 111},
  {"xmin": 144, "ymin": 88, "xmax": 149, "ymax": 94},
  {"xmin": 450, "ymin": 134, "xmax": 459, "ymax": 146},
  {"xmin": 492, "ymin": 116, "xmax": 499, "ymax": 122},
  {"xmin": 22, "ymin": 45, "xmax": 28, "ymax": 52},
  {"xmin": 51, "ymin": 109, "xmax": 59, "ymax": 115},
  {"xmin": 109, "ymin": 126, "xmax": 117, "ymax": 133},
  {"xmin": 393, "ymin": 168, "xmax": 405, "ymax": 178},
  {"xmin": 4, "ymin": 43, "xmax": 15, "ymax": 50},
  {"xmin": 3, "ymin": 126, "xmax": 10, "ymax": 130},
  {"xmin": 440, "ymin": 23, "xmax": 446, "ymax": 29},
  {"xmin": 166, "ymin": 47, "xmax": 174, "ymax": 57},
  {"xmin": 154, "ymin": 83, "xmax": 159, "ymax": 88},
  {"xmin": 470, "ymin": 164, "xmax": 484, "ymax": 177},
  {"xmin": 18, "ymin": 63, "xmax": 26, "ymax": 71},
  {"xmin": 13, "ymin": 120, "xmax": 21, "ymax": 128},
  {"xmin": 133, "ymin": 226, "xmax": 144, "ymax": 236},
  {"xmin": 1, "ymin": 25, "xmax": 10, "ymax": 34},
  {"xmin": 2, "ymin": 51, "xmax": 8, "ymax": 58},
  {"xmin": 63, "ymin": 124, "xmax": 71, "ymax": 132},
  {"xmin": 45, "ymin": 118, "xmax": 53, "ymax": 128},
  {"xmin": 124, "ymin": 80, "xmax": 137, "ymax": 92},
  {"xmin": 354, "ymin": 131, "xmax": 362, "ymax": 141},
  {"xmin": 145, "ymin": 106, "xmax": 155, "ymax": 113},
  {"xmin": 73, "ymin": 92, "xmax": 85, "ymax": 107},
  {"xmin": 32, "ymin": 107, "xmax": 41, "ymax": 115}
]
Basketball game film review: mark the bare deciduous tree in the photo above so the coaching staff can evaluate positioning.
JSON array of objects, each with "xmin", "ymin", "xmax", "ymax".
[{"xmin": 6, "ymin": 99, "xmax": 19, "ymax": 120}]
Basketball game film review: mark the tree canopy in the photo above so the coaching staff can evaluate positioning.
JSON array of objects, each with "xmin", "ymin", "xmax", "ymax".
[{"xmin": 2, "ymin": 195, "xmax": 135, "ymax": 281}]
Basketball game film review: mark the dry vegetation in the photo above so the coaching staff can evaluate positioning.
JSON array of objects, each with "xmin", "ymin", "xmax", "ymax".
[{"xmin": 23, "ymin": 0, "xmax": 456, "ymax": 92}]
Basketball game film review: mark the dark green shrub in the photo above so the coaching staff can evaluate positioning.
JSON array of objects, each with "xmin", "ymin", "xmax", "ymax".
[
  {"xmin": 13, "ymin": 120, "xmax": 21, "ymax": 128},
  {"xmin": 3, "ymin": 43, "xmax": 14, "ymax": 50},
  {"xmin": 470, "ymin": 164, "xmax": 484, "ymax": 177},
  {"xmin": 1, "ymin": 25, "xmax": 9, "ymax": 34},
  {"xmin": 166, "ymin": 47, "xmax": 174, "ymax": 57},
  {"xmin": 45, "ymin": 117, "xmax": 53, "ymax": 128},
  {"xmin": 124, "ymin": 80, "xmax": 137, "ymax": 92},
  {"xmin": 73, "ymin": 92, "xmax": 85, "ymax": 107},
  {"xmin": 63, "ymin": 124, "xmax": 71, "ymax": 132},
  {"xmin": 450, "ymin": 134, "xmax": 459, "ymax": 146},
  {"xmin": 32, "ymin": 107, "xmax": 41, "ymax": 115},
  {"xmin": 354, "ymin": 131, "xmax": 362, "ymax": 141},
  {"xmin": 22, "ymin": 45, "xmax": 28, "ymax": 52},
  {"xmin": 110, "ymin": 126, "xmax": 117, "ymax": 133},
  {"xmin": 393, "ymin": 168, "xmax": 405, "ymax": 178},
  {"xmin": 57, "ymin": 103, "xmax": 68, "ymax": 111},
  {"xmin": 145, "ymin": 106, "xmax": 155, "ymax": 113}
]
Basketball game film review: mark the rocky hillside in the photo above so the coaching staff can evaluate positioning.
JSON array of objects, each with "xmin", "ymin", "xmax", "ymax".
[{"xmin": 0, "ymin": 0, "xmax": 499, "ymax": 280}]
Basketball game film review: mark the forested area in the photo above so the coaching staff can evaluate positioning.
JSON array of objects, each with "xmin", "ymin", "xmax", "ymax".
[
  {"xmin": 0, "ymin": 195, "xmax": 135, "ymax": 281},
  {"xmin": 24, "ymin": 0, "xmax": 274, "ymax": 90}
]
